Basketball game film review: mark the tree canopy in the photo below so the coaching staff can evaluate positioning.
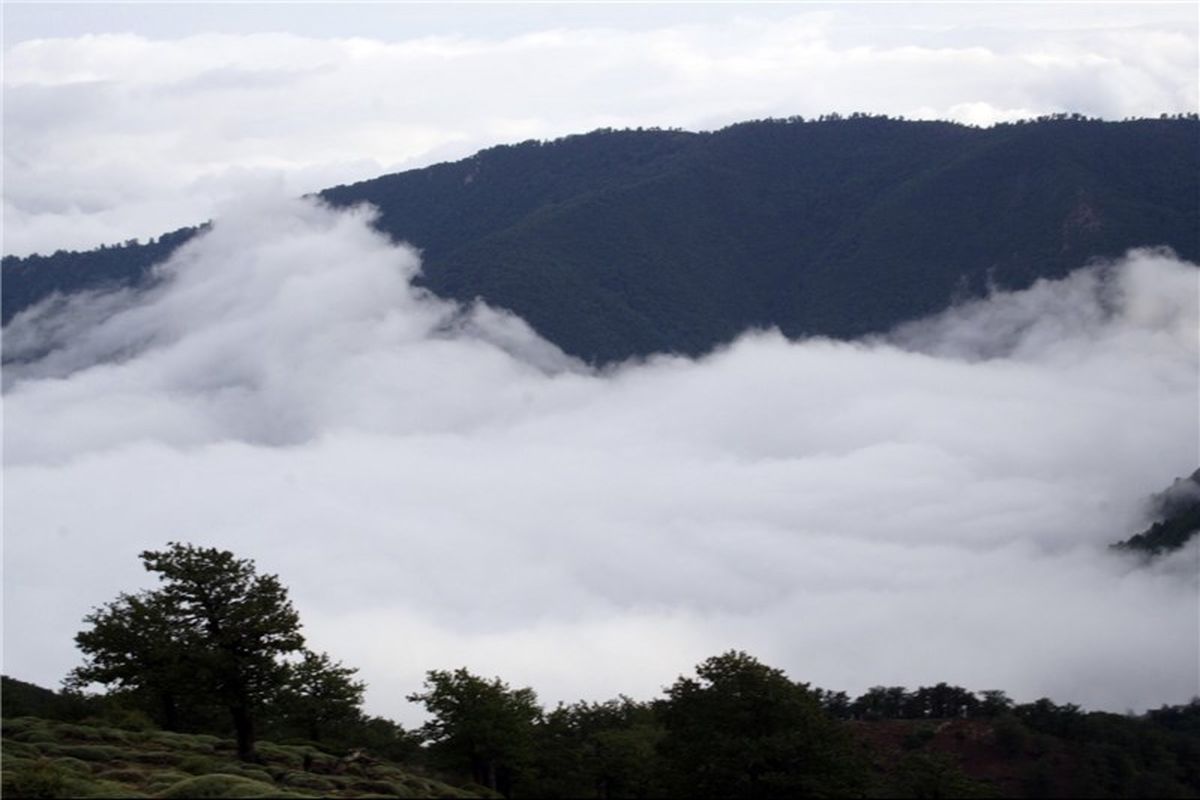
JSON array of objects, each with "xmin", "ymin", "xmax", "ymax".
[
  {"xmin": 70, "ymin": 542, "xmax": 309, "ymax": 760},
  {"xmin": 407, "ymin": 668, "xmax": 542, "ymax": 795}
]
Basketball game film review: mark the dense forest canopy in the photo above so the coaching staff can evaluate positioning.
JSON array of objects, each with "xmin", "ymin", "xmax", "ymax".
[
  {"xmin": 4, "ymin": 115, "xmax": 1197, "ymax": 363},
  {"xmin": 5, "ymin": 538, "xmax": 1198, "ymax": 798}
]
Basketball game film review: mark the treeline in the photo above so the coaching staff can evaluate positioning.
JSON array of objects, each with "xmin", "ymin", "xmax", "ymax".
[
  {"xmin": 6, "ymin": 116, "xmax": 1197, "ymax": 363},
  {"xmin": 7, "ymin": 542, "xmax": 1199, "ymax": 798},
  {"xmin": 1112, "ymin": 469, "xmax": 1200, "ymax": 557}
]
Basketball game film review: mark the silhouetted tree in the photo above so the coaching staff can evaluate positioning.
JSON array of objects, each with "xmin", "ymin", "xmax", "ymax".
[
  {"xmin": 275, "ymin": 649, "xmax": 365, "ymax": 742},
  {"xmin": 71, "ymin": 543, "xmax": 305, "ymax": 761},
  {"xmin": 656, "ymin": 651, "xmax": 863, "ymax": 798},
  {"xmin": 408, "ymin": 668, "xmax": 541, "ymax": 796}
]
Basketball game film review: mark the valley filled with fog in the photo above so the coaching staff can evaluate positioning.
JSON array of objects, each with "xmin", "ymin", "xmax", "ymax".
[{"xmin": 4, "ymin": 197, "xmax": 1196, "ymax": 724}]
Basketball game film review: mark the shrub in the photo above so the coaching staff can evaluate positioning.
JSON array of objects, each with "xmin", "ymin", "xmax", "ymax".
[
  {"xmin": 71, "ymin": 776, "xmax": 149, "ymax": 798},
  {"xmin": 57, "ymin": 744, "xmax": 126, "ymax": 762},
  {"xmin": 143, "ymin": 769, "xmax": 192, "ymax": 792},
  {"xmin": 129, "ymin": 750, "xmax": 184, "ymax": 766},
  {"xmin": 254, "ymin": 742, "xmax": 304, "ymax": 768},
  {"xmin": 346, "ymin": 778, "xmax": 407, "ymax": 794},
  {"xmin": 3, "ymin": 739, "xmax": 40, "ymax": 758},
  {"xmin": 993, "ymin": 714, "xmax": 1029, "ymax": 758},
  {"xmin": 148, "ymin": 731, "xmax": 215, "ymax": 752},
  {"xmin": 1, "ymin": 758, "xmax": 73, "ymax": 798},
  {"xmin": 2, "ymin": 716, "xmax": 42, "ymax": 735},
  {"xmin": 221, "ymin": 765, "xmax": 276, "ymax": 784},
  {"xmin": 96, "ymin": 767, "xmax": 150, "ymax": 784},
  {"xmin": 13, "ymin": 727, "xmax": 58, "ymax": 743},
  {"xmin": 903, "ymin": 724, "xmax": 938, "ymax": 750},
  {"xmin": 48, "ymin": 756, "xmax": 93, "ymax": 775},
  {"xmin": 178, "ymin": 754, "xmax": 222, "ymax": 774},
  {"xmin": 159, "ymin": 773, "xmax": 304, "ymax": 799},
  {"xmin": 281, "ymin": 771, "xmax": 336, "ymax": 791}
]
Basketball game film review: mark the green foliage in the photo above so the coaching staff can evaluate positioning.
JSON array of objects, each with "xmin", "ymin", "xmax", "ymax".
[
  {"xmin": 522, "ymin": 696, "xmax": 665, "ymax": 797},
  {"xmin": 656, "ymin": 650, "xmax": 865, "ymax": 798},
  {"xmin": 273, "ymin": 649, "xmax": 366, "ymax": 742},
  {"xmin": 887, "ymin": 751, "xmax": 996, "ymax": 798},
  {"xmin": 408, "ymin": 668, "xmax": 542, "ymax": 795},
  {"xmin": 1112, "ymin": 469, "xmax": 1200, "ymax": 556},
  {"xmin": 69, "ymin": 542, "xmax": 306, "ymax": 760},
  {"xmin": 1, "ymin": 715, "xmax": 482, "ymax": 798},
  {"xmin": 159, "ymin": 773, "xmax": 293, "ymax": 798},
  {"xmin": 5, "ymin": 118, "xmax": 1196, "ymax": 365},
  {"xmin": 993, "ymin": 714, "xmax": 1030, "ymax": 758}
]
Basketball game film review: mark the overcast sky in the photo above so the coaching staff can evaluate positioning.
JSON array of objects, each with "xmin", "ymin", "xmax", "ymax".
[
  {"xmin": 3, "ymin": 2, "xmax": 1197, "ymax": 256},
  {"xmin": 2, "ymin": 2, "xmax": 1198, "ymax": 724}
]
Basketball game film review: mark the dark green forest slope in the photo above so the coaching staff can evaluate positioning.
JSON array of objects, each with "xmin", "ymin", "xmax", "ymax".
[
  {"xmin": 3, "ymin": 116, "xmax": 1197, "ymax": 363},
  {"xmin": 1113, "ymin": 469, "xmax": 1200, "ymax": 557}
]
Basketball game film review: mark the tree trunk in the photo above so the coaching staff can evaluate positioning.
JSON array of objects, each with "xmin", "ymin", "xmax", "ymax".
[
  {"xmin": 231, "ymin": 704, "xmax": 257, "ymax": 761},
  {"xmin": 160, "ymin": 690, "xmax": 180, "ymax": 732}
]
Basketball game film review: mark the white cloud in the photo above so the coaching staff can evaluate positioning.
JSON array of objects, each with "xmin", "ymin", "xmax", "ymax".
[
  {"xmin": 4, "ymin": 198, "xmax": 1196, "ymax": 724},
  {"xmin": 3, "ymin": 5, "xmax": 1196, "ymax": 255}
]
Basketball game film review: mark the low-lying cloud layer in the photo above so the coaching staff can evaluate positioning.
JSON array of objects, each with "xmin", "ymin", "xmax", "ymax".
[{"xmin": 4, "ymin": 198, "xmax": 1197, "ymax": 723}]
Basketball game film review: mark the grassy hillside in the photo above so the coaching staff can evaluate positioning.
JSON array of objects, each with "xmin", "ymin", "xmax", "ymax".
[
  {"xmin": 4, "ymin": 116, "xmax": 1197, "ymax": 363},
  {"xmin": 6, "ymin": 709, "xmax": 1198, "ymax": 799},
  {"xmin": 1, "ymin": 716, "xmax": 490, "ymax": 799}
]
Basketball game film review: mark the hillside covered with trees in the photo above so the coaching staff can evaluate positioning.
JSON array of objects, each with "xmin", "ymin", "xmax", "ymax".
[
  {"xmin": 4, "ymin": 115, "xmax": 1197, "ymax": 363},
  {"xmin": 5, "ymin": 542, "xmax": 1198, "ymax": 799}
]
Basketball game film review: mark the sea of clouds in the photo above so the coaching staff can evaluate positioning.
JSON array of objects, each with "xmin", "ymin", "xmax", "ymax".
[{"xmin": 3, "ymin": 197, "xmax": 1197, "ymax": 724}]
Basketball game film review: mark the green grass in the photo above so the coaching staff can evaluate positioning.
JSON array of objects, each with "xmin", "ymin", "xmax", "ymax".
[{"xmin": 1, "ymin": 716, "xmax": 482, "ymax": 798}]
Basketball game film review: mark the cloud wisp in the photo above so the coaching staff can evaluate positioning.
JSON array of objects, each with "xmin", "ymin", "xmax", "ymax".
[{"xmin": 3, "ymin": 198, "xmax": 1197, "ymax": 723}]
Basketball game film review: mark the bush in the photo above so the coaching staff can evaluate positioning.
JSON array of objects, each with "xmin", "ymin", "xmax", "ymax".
[
  {"xmin": 57, "ymin": 722, "xmax": 125, "ymax": 742},
  {"xmin": 221, "ymin": 765, "xmax": 276, "ymax": 784},
  {"xmin": 129, "ymin": 750, "xmax": 184, "ymax": 766},
  {"xmin": 3, "ymin": 716, "xmax": 42, "ymax": 735},
  {"xmin": 159, "ymin": 773, "xmax": 298, "ymax": 799},
  {"xmin": 346, "ymin": 777, "xmax": 409, "ymax": 794},
  {"xmin": 903, "ymin": 724, "xmax": 938, "ymax": 750},
  {"xmin": 178, "ymin": 754, "xmax": 222, "ymax": 774},
  {"xmin": 148, "ymin": 731, "xmax": 216, "ymax": 752},
  {"xmin": 13, "ymin": 727, "xmax": 58, "ymax": 744},
  {"xmin": 96, "ymin": 707, "xmax": 158, "ymax": 732},
  {"xmin": 71, "ymin": 777, "xmax": 149, "ymax": 798},
  {"xmin": 254, "ymin": 742, "xmax": 304, "ymax": 768},
  {"xmin": 96, "ymin": 767, "xmax": 149, "ymax": 784},
  {"xmin": 282, "ymin": 771, "xmax": 337, "ymax": 791},
  {"xmin": 3, "ymin": 739, "xmax": 40, "ymax": 758},
  {"xmin": 57, "ymin": 744, "xmax": 126, "ymax": 762},
  {"xmin": 48, "ymin": 756, "xmax": 93, "ymax": 775},
  {"xmin": 143, "ymin": 769, "xmax": 192, "ymax": 792},
  {"xmin": 993, "ymin": 714, "xmax": 1029, "ymax": 758},
  {"xmin": 1, "ymin": 758, "xmax": 73, "ymax": 798}
]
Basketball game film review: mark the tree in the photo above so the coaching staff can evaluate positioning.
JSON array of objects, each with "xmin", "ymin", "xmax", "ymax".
[
  {"xmin": 68, "ymin": 591, "xmax": 198, "ymax": 731},
  {"xmin": 529, "ymin": 697, "xmax": 664, "ymax": 798},
  {"xmin": 71, "ymin": 542, "xmax": 305, "ymax": 761},
  {"xmin": 656, "ymin": 651, "xmax": 864, "ymax": 798},
  {"xmin": 275, "ymin": 649, "xmax": 366, "ymax": 742},
  {"xmin": 407, "ymin": 668, "xmax": 541, "ymax": 796}
]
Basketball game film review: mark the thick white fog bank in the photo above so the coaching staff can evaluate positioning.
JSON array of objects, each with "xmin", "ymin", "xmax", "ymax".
[{"xmin": 4, "ymin": 198, "xmax": 1197, "ymax": 723}]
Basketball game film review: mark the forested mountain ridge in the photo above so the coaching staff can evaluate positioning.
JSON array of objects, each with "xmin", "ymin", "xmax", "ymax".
[
  {"xmin": 1113, "ymin": 469, "xmax": 1200, "ymax": 557},
  {"xmin": 4, "ymin": 116, "xmax": 1197, "ymax": 363}
]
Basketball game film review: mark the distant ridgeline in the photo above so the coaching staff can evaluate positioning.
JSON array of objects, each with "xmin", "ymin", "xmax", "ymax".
[
  {"xmin": 4, "ymin": 115, "xmax": 1198, "ymax": 364},
  {"xmin": 1113, "ymin": 469, "xmax": 1200, "ymax": 557}
]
